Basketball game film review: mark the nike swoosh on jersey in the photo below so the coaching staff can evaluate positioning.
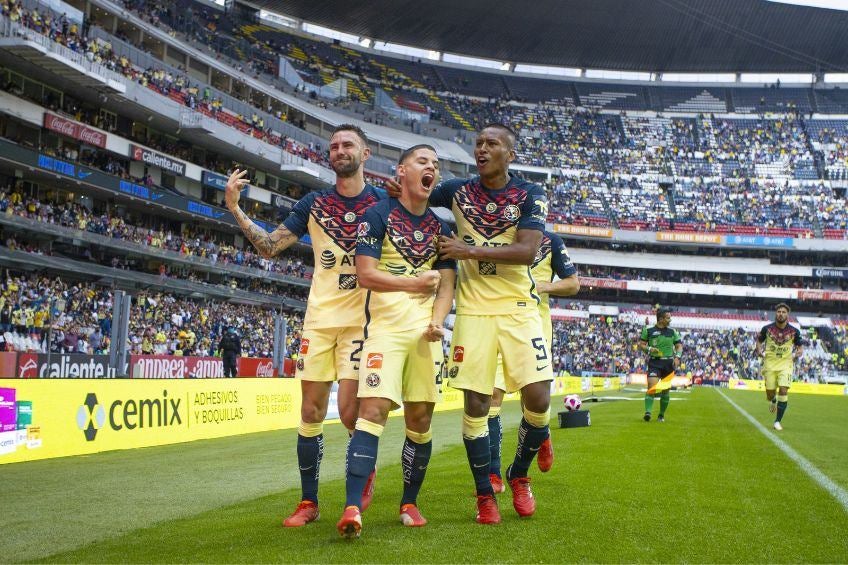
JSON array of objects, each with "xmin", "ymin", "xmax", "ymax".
[
  {"xmin": 535, "ymin": 364, "xmax": 549, "ymax": 371},
  {"xmin": 352, "ymin": 452, "xmax": 375, "ymax": 459}
]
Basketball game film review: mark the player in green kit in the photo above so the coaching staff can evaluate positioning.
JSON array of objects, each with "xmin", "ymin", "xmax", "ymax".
[
  {"xmin": 755, "ymin": 303, "xmax": 803, "ymax": 431},
  {"xmin": 638, "ymin": 308, "xmax": 682, "ymax": 422}
]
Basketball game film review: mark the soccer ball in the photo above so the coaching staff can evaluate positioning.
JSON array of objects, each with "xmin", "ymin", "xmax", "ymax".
[{"xmin": 563, "ymin": 394, "xmax": 582, "ymax": 412}]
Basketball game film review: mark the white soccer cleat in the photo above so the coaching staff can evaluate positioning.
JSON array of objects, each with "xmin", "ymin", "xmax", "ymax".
[{"xmin": 773, "ymin": 421, "xmax": 783, "ymax": 431}]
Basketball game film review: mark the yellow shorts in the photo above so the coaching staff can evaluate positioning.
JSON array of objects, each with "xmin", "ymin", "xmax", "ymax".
[
  {"xmin": 762, "ymin": 367, "xmax": 793, "ymax": 390},
  {"xmin": 295, "ymin": 326, "xmax": 364, "ymax": 382},
  {"xmin": 448, "ymin": 311, "xmax": 553, "ymax": 395},
  {"xmin": 358, "ymin": 329, "xmax": 442, "ymax": 408},
  {"xmin": 493, "ymin": 311, "xmax": 552, "ymax": 392}
]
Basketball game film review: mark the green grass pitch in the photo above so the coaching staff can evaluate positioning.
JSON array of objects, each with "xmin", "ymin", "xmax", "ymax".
[{"xmin": 2, "ymin": 388, "xmax": 847, "ymax": 563}]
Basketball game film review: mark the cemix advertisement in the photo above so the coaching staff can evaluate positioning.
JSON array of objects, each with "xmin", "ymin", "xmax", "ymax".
[
  {"xmin": 0, "ymin": 380, "xmax": 302, "ymax": 464},
  {"xmin": 0, "ymin": 378, "xmax": 481, "ymax": 464}
]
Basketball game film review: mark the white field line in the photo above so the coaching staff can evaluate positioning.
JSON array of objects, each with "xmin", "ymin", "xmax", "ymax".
[{"xmin": 716, "ymin": 388, "xmax": 848, "ymax": 515}]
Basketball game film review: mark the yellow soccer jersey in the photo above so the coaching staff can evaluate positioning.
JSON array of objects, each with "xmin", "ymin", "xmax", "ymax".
[
  {"xmin": 757, "ymin": 323, "xmax": 803, "ymax": 373},
  {"xmin": 356, "ymin": 199, "xmax": 455, "ymax": 336},
  {"xmin": 284, "ymin": 184, "xmax": 385, "ymax": 330},
  {"xmin": 531, "ymin": 230, "xmax": 577, "ymax": 336},
  {"xmin": 430, "ymin": 176, "xmax": 547, "ymax": 315}
]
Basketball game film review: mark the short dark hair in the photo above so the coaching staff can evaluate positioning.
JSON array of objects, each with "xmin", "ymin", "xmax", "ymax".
[
  {"xmin": 656, "ymin": 307, "xmax": 672, "ymax": 319},
  {"xmin": 398, "ymin": 144, "xmax": 437, "ymax": 165},
  {"xmin": 775, "ymin": 303, "xmax": 791, "ymax": 313},
  {"xmin": 331, "ymin": 123, "xmax": 368, "ymax": 145},
  {"xmin": 480, "ymin": 123, "xmax": 517, "ymax": 149}
]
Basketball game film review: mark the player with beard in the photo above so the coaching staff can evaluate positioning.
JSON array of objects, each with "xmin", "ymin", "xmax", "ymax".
[
  {"xmin": 755, "ymin": 303, "xmax": 804, "ymax": 431},
  {"xmin": 336, "ymin": 145, "xmax": 455, "ymax": 538},
  {"xmin": 410, "ymin": 124, "xmax": 553, "ymax": 524},
  {"xmin": 225, "ymin": 124, "xmax": 385, "ymax": 527}
]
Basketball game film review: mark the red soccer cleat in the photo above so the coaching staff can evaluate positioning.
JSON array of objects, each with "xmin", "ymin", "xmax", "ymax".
[
  {"xmin": 508, "ymin": 476, "xmax": 536, "ymax": 517},
  {"xmin": 537, "ymin": 436, "xmax": 554, "ymax": 473},
  {"xmin": 361, "ymin": 468, "xmax": 376, "ymax": 512},
  {"xmin": 336, "ymin": 505, "xmax": 362, "ymax": 539},
  {"xmin": 475, "ymin": 494, "xmax": 502, "ymax": 525},
  {"xmin": 399, "ymin": 503, "xmax": 428, "ymax": 527},
  {"xmin": 489, "ymin": 473, "xmax": 505, "ymax": 494},
  {"xmin": 282, "ymin": 500, "xmax": 319, "ymax": 527}
]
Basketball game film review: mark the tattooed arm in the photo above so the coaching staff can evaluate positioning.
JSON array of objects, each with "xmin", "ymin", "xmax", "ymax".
[{"xmin": 226, "ymin": 169, "xmax": 299, "ymax": 258}]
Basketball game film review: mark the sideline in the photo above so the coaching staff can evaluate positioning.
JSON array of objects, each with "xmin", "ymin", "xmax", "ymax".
[{"xmin": 715, "ymin": 388, "xmax": 848, "ymax": 515}]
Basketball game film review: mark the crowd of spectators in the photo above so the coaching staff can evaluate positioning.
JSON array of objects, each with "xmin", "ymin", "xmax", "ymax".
[
  {"xmin": 3, "ymin": 0, "xmax": 847, "ymax": 239},
  {"xmin": 0, "ymin": 1, "xmax": 344, "ymax": 182},
  {"xmin": 552, "ymin": 316, "xmax": 836, "ymax": 383},
  {"xmin": 0, "ymin": 272, "xmax": 304, "ymax": 358},
  {"xmin": 577, "ymin": 265, "xmax": 848, "ymax": 291},
  {"xmin": 0, "ymin": 184, "xmax": 313, "ymax": 279}
]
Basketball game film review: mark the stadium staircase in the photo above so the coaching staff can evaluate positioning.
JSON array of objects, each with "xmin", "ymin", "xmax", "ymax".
[
  {"xmin": 799, "ymin": 116, "xmax": 829, "ymax": 183},
  {"xmin": 725, "ymin": 89, "xmax": 736, "ymax": 113}
]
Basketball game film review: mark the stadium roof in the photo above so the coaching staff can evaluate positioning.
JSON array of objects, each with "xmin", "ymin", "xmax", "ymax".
[{"xmin": 244, "ymin": 0, "xmax": 848, "ymax": 73}]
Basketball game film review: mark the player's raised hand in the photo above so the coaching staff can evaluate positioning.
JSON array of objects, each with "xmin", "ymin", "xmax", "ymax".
[
  {"xmin": 438, "ymin": 232, "xmax": 472, "ymax": 260},
  {"xmin": 384, "ymin": 177, "xmax": 402, "ymax": 198},
  {"xmin": 423, "ymin": 322, "xmax": 445, "ymax": 342},
  {"xmin": 225, "ymin": 169, "xmax": 250, "ymax": 211}
]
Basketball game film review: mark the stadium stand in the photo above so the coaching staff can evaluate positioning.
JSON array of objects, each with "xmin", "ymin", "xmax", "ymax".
[
  {"xmin": 0, "ymin": 272, "xmax": 304, "ymax": 358},
  {"xmin": 552, "ymin": 316, "xmax": 836, "ymax": 383},
  {"xmin": 0, "ymin": 0, "xmax": 846, "ymax": 386}
]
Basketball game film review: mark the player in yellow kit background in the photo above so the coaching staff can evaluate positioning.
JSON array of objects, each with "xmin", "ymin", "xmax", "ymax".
[
  {"xmin": 755, "ymin": 303, "xmax": 804, "ymax": 431},
  {"xmin": 488, "ymin": 229, "xmax": 579, "ymax": 493}
]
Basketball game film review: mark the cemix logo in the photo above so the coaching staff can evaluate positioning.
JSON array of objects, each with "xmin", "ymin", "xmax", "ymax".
[
  {"xmin": 76, "ymin": 391, "xmax": 182, "ymax": 442},
  {"xmin": 76, "ymin": 393, "xmax": 106, "ymax": 442}
]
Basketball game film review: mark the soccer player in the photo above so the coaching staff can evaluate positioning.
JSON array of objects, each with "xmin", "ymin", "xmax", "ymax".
[
  {"xmin": 755, "ymin": 303, "xmax": 803, "ymax": 431},
  {"xmin": 225, "ymin": 124, "xmax": 385, "ymax": 527},
  {"xmin": 434, "ymin": 124, "xmax": 552, "ymax": 524},
  {"xmin": 488, "ymin": 230, "xmax": 579, "ymax": 492},
  {"xmin": 336, "ymin": 145, "xmax": 455, "ymax": 538},
  {"xmin": 638, "ymin": 308, "xmax": 682, "ymax": 423}
]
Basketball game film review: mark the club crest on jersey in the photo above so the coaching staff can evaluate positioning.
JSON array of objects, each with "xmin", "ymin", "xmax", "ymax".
[
  {"xmin": 485, "ymin": 202, "xmax": 497, "ymax": 213},
  {"xmin": 365, "ymin": 373, "xmax": 381, "ymax": 387},
  {"xmin": 452, "ymin": 346, "xmax": 464, "ymax": 362},
  {"xmin": 413, "ymin": 230, "xmax": 424, "ymax": 242},
  {"xmin": 449, "ymin": 366, "xmax": 459, "ymax": 378},
  {"xmin": 344, "ymin": 212, "xmax": 357, "ymax": 223},
  {"xmin": 504, "ymin": 204, "xmax": 520, "ymax": 221},
  {"xmin": 366, "ymin": 353, "xmax": 383, "ymax": 369}
]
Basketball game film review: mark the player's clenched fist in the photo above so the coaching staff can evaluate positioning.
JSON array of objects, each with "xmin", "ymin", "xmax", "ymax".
[
  {"xmin": 423, "ymin": 322, "xmax": 445, "ymax": 342},
  {"xmin": 225, "ymin": 168, "xmax": 250, "ymax": 210},
  {"xmin": 415, "ymin": 270, "xmax": 441, "ymax": 294}
]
